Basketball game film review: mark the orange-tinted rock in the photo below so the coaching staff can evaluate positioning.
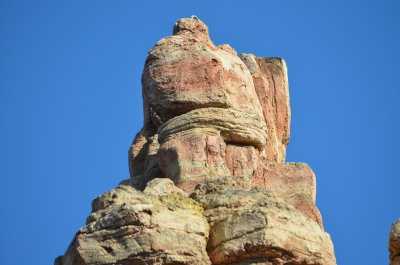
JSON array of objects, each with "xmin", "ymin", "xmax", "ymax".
[
  {"xmin": 225, "ymin": 144, "xmax": 259, "ymax": 189},
  {"xmin": 158, "ymin": 129, "xmax": 230, "ymax": 192},
  {"xmin": 157, "ymin": 107, "xmax": 268, "ymax": 151},
  {"xmin": 240, "ymin": 54, "xmax": 291, "ymax": 163},
  {"xmin": 58, "ymin": 16, "xmax": 337, "ymax": 265},
  {"xmin": 254, "ymin": 162, "xmax": 323, "ymax": 228},
  {"xmin": 142, "ymin": 17, "xmax": 264, "ymax": 123}
]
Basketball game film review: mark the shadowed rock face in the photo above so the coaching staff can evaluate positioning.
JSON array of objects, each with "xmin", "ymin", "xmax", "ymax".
[
  {"xmin": 57, "ymin": 16, "xmax": 337, "ymax": 265},
  {"xmin": 390, "ymin": 220, "xmax": 400, "ymax": 265}
]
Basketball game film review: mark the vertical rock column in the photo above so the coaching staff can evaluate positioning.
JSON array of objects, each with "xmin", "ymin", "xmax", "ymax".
[
  {"xmin": 129, "ymin": 16, "xmax": 324, "ymax": 229},
  {"xmin": 56, "ymin": 16, "xmax": 337, "ymax": 265}
]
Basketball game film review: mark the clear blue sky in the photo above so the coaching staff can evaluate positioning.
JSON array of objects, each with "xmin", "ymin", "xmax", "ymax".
[{"xmin": 1, "ymin": 1, "xmax": 399, "ymax": 264}]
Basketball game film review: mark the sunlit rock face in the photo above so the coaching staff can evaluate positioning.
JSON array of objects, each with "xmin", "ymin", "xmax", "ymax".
[{"xmin": 56, "ymin": 16, "xmax": 337, "ymax": 265}]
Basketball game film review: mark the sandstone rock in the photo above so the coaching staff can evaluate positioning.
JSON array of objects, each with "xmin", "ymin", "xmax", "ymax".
[
  {"xmin": 254, "ymin": 162, "xmax": 323, "ymax": 228},
  {"xmin": 128, "ymin": 124, "xmax": 156, "ymax": 178},
  {"xmin": 240, "ymin": 54, "xmax": 290, "ymax": 163},
  {"xmin": 158, "ymin": 107, "xmax": 268, "ymax": 151},
  {"xmin": 190, "ymin": 178, "xmax": 336, "ymax": 265},
  {"xmin": 142, "ymin": 17, "xmax": 264, "ymax": 123},
  {"xmin": 57, "ymin": 16, "xmax": 337, "ymax": 265},
  {"xmin": 128, "ymin": 124, "xmax": 164, "ymax": 190},
  {"xmin": 225, "ymin": 144, "xmax": 259, "ymax": 190},
  {"xmin": 143, "ymin": 178, "xmax": 188, "ymax": 196},
  {"xmin": 58, "ymin": 185, "xmax": 211, "ymax": 265},
  {"xmin": 390, "ymin": 219, "xmax": 400, "ymax": 265},
  {"xmin": 156, "ymin": 107, "xmax": 267, "ymax": 193},
  {"xmin": 158, "ymin": 129, "xmax": 231, "ymax": 192}
]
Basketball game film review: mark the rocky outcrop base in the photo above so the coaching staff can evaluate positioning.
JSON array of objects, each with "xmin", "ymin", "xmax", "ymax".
[{"xmin": 56, "ymin": 178, "xmax": 336, "ymax": 265}]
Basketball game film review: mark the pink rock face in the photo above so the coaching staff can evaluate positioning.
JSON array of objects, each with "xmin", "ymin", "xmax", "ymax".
[
  {"xmin": 158, "ymin": 129, "xmax": 230, "ymax": 192},
  {"xmin": 254, "ymin": 162, "xmax": 323, "ymax": 228},
  {"xmin": 225, "ymin": 144, "xmax": 259, "ymax": 189},
  {"xmin": 57, "ymin": 17, "xmax": 337, "ymax": 265},
  {"xmin": 142, "ymin": 17, "xmax": 264, "ymax": 123},
  {"xmin": 130, "ymin": 16, "xmax": 322, "ymax": 229},
  {"xmin": 240, "ymin": 54, "xmax": 291, "ymax": 163}
]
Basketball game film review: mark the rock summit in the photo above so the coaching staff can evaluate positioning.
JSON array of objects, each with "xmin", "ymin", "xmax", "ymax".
[{"xmin": 56, "ymin": 16, "xmax": 337, "ymax": 265}]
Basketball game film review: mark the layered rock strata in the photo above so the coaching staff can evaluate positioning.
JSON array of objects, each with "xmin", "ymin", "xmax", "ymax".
[{"xmin": 56, "ymin": 16, "xmax": 336, "ymax": 265}]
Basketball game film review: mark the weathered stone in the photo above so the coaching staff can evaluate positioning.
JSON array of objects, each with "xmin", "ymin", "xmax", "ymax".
[
  {"xmin": 390, "ymin": 219, "xmax": 400, "ymax": 265},
  {"xmin": 57, "ymin": 16, "xmax": 337, "ymax": 265},
  {"xmin": 225, "ymin": 144, "xmax": 259, "ymax": 190},
  {"xmin": 58, "ymin": 185, "xmax": 211, "ymax": 265},
  {"xmin": 158, "ymin": 129, "xmax": 230, "ymax": 192},
  {"xmin": 253, "ymin": 162, "xmax": 323, "ymax": 228},
  {"xmin": 158, "ymin": 107, "xmax": 268, "ymax": 151},
  {"xmin": 190, "ymin": 178, "xmax": 336, "ymax": 265},
  {"xmin": 240, "ymin": 54, "xmax": 290, "ymax": 163},
  {"xmin": 142, "ymin": 17, "xmax": 264, "ymax": 123},
  {"xmin": 143, "ymin": 178, "xmax": 188, "ymax": 196},
  {"xmin": 128, "ymin": 124, "xmax": 164, "ymax": 190}
]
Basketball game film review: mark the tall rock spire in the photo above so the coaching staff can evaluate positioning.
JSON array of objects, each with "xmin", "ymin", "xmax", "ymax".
[{"xmin": 56, "ymin": 16, "xmax": 337, "ymax": 265}]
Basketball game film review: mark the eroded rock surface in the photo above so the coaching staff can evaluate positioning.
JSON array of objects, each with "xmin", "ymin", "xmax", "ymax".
[
  {"xmin": 142, "ymin": 17, "xmax": 264, "ymax": 123},
  {"xmin": 57, "ymin": 16, "xmax": 336, "ymax": 265},
  {"xmin": 58, "ymin": 185, "xmax": 211, "ymax": 265},
  {"xmin": 390, "ymin": 219, "xmax": 400, "ymax": 265},
  {"xmin": 191, "ymin": 178, "xmax": 336, "ymax": 265},
  {"xmin": 240, "ymin": 55, "xmax": 290, "ymax": 163},
  {"xmin": 57, "ymin": 178, "xmax": 335, "ymax": 265}
]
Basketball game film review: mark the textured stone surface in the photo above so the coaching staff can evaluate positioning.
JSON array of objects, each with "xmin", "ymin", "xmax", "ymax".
[
  {"xmin": 158, "ymin": 108, "xmax": 268, "ymax": 151},
  {"xmin": 191, "ymin": 178, "xmax": 336, "ymax": 265},
  {"xmin": 128, "ymin": 124, "xmax": 163, "ymax": 190},
  {"xmin": 158, "ymin": 129, "xmax": 230, "ymax": 192},
  {"xmin": 240, "ymin": 54, "xmax": 290, "ymax": 163},
  {"xmin": 142, "ymin": 17, "xmax": 264, "ymax": 123},
  {"xmin": 143, "ymin": 178, "xmax": 188, "ymax": 196},
  {"xmin": 57, "ymin": 16, "xmax": 337, "ymax": 265},
  {"xmin": 254, "ymin": 162, "xmax": 323, "ymax": 228},
  {"xmin": 390, "ymin": 219, "xmax": 400, "ymax": 265},
  {"xmin": 57, "ymin": 185, "xmax": 211, "ymax": 265}
]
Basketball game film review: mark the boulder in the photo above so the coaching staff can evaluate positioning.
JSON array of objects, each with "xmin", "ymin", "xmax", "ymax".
[
  {"xmin": 57, "ymin": 185, "xmax": 211, "ymax": 265},
  {"xmin": 142, "ymin": 17, "xmax": 264, "ymax": 123},
  {"xmin": 143, "ymin": 178, "xmax": 188, "ymax": 196},
  {"xmin": 191, "ymin": 178, "xmax": 336, "ymax": 265}
]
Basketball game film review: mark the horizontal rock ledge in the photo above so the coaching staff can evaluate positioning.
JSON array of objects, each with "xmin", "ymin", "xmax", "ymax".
[{"xmin": 158, "ymin": 107, "xmax": 268, "ymax": 151}]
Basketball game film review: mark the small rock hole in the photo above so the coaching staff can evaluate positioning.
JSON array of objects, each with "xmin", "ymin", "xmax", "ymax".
[
  {"xmin": 102, "ymin": 246, "xmax": 113, "ymax": 253},
  {"xmin": 211, "ymin": 58, "xmax": 219, "ymax": 66}
]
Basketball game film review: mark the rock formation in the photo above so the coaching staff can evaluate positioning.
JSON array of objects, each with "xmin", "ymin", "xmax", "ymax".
[
  {"xmin": 390, "ymin": 219, "xmax": 400, "ymax": 265},
  {"xmin": 56, "ymin": 16, "xmax": 336, "ymax": 265}
]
